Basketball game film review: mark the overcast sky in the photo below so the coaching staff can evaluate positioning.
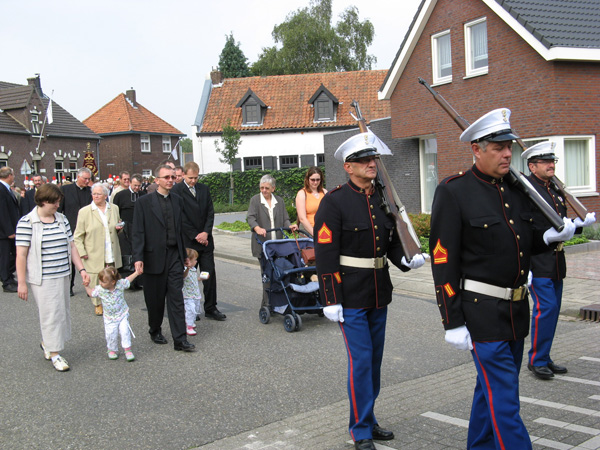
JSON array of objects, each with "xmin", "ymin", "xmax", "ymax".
[{"xmin": 2, "ymin": 0, "xmax": 421, "ymax": 137}]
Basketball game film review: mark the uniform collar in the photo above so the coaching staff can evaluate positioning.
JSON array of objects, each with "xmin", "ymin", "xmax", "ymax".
[
  {"xmin": 529, "ymin": 173, "xmax": 551, "ymax": 187},
  {"xmin": 471, "ymin": 164, "xmax": 505, "ymax": 185},
  {"xmin": 347, "ymin": 179, "xmax": 374, "ymax": 195}
]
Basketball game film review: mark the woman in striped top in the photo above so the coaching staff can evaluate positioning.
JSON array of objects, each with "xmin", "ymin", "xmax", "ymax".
[{"xmin": 16, "ymin": 183, "xmax": 89, "ymax": 372}]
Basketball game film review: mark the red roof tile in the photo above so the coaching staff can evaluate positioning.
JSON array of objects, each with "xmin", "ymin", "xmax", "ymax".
[
  {"xmin": 84, "ymin": 93, "xmax": 183, "ymax": 135},
  {"xmin": 200, "ymin": 70, "xmax": 390, "ymax": 133}
]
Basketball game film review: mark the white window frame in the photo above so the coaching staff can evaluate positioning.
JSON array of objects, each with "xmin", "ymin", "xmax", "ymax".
[
  {"xmin": 519, "ymin": 135, "xmax": 597, "ymax": 196},
  {"xmin": 142, "ymin": 169, "xmax": 152, "ymax": 178},
  {"xmin": 464, "ymin": 17, "xmax": 488, "ymax": 78},
  {"xmin": 431, "ymin": 30, "xmax": 452, "ymax": 85},
  {"xmin": 141, "ymin": 134, "xmax": 151, "ymax": 153},
  {"xmin": 162, "ymin": 136, "xmax": 171, "ymax": 154}
]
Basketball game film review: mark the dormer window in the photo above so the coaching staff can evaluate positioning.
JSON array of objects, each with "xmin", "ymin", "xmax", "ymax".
[
  {"xmin": 309, "ymin": 84, "xmax": 338, "ymax": 122},
  {"xmin": 236, "ymin": 89, "xmax": 266, "ymax": 126}
]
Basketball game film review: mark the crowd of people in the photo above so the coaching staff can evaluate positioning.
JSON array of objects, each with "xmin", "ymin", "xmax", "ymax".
[
  {"xmin": 4, "ymin": 160, "xmax": 227, "ymax": 371},
  {"xmin": 2, "ymin": 118, "xmax": 596, "ymax": 449}
]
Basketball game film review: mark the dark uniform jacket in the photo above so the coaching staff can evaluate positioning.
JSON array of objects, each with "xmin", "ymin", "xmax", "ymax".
[
  {"xmin": 527, "ymin": 174, "xmax": 579, "ymax": 280},
  {"xmin": 429, "ymin": 165, "xmax": 548, "ymax": 342},
  {"xmin": 314, "ymin": 180, "xmax": 408, "ymax": 310}
]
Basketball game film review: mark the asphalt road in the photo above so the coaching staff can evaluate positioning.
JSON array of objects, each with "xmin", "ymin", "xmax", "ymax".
[{"xmin": 0, "ymin": 257, "xmax": 586, "ymax": 450}]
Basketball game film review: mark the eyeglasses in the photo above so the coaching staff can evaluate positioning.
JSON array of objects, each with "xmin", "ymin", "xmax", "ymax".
[
  {"xmin": 158, "ymin": 176, "xmax": 176, "ymax": 180},
  {"xmin": 309, "ymin": 177, "xmax": 321, "ymax": 182},
  {"xmin": 533, "ymin": 159, "xmax": 557, "ymax": 165}
]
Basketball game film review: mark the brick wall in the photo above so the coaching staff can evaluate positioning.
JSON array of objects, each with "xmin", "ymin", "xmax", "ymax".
[
  {"xmin": 323, "ymin": 118, "xmax": 422, "ymax": 213},
  {"xmin": 98, "ymin": 134, "xmax": 181, "ymax": 179},
  {"xmin": 389, "ymin": 0, "xmax": 600, "ymax": 213},
  {"xmin": 0, "ymin": 133, "xmax": 99, "ymax": 186}
]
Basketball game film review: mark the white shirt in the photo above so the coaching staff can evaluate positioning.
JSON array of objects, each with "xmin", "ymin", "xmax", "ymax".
[
  {"xmin": 91, "ymin": 202, "xmax": 114, "ymax": 264},
  {"xmin": 260, "ymin": 193, "xmax": 278, "ymax": 241}
]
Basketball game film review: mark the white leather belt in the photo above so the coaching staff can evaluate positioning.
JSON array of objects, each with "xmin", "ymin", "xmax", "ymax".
[
  {"xmin": 463, "ymin": 279, "xmax": 528, "ymax": 301},
  {"xmin": 339, "ymin": 255, "xmax": 387, "ymax": 269}
]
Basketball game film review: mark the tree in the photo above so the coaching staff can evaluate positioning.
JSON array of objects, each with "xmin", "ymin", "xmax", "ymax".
[
  {"xmin": 180, "ymin": 138, "xmax": 193, "ymax": 153},
  {"xmin": 251, "ymin": 0, "xmax": 375, "ymax": 76},
  {"xmin": 218, "ymin": 33, "xmax": 252, "ymax": 78},
  {"xmin": 214, "ymin": 119, "xmax": 242, "ymax": 204}
]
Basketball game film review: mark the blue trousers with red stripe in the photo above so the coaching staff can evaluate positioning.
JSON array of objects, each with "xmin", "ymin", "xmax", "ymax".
[
  {"xmin": 468, "ymin": 340, "xmax": 531, "ymax": 450},
  {"xmin": 339, "ymin": 306, "xmax": 387, "ymax": 442},
  {"xmin": 528, "ymin": 278, "xmax": 563, "ymax": 367}
]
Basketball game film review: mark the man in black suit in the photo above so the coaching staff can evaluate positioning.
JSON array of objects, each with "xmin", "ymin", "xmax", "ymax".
[
  {"xmin": 59, "ymin": 167, "xmax": 92, "ymax": 296},
  {"xmin": 132, "ymin": 164, "xmax": 194, "ymax": 352},
  {"xmin": 20, "ymin": 174, "xmax": 43, "ymax": 216},
  {"xmin": 172, "ymin": 161, "xmax": 226, "ymax": 321},
  {"xmin": 113, "ymin": 173, "xmax": 144, "ymax": 288},
  {"xmin": 0, "ymin": 167, "xmax": 20, "ymax": 292}
]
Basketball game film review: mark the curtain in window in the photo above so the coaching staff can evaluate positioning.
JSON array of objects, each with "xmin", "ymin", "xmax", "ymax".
[
  {"xmin": 422, "ymin": 138, "xmax": 438, "ymax": 212},
  {"xmin": 471, "ymin": 21, "xmax": 488, "ymax": 69},
  {"xmin": 564, "ymin": 139, "xmax": 589, "ymax": 187},
  {"xmin": 437, "ymin": 34, "xmax": 452, "ymax": 78}
]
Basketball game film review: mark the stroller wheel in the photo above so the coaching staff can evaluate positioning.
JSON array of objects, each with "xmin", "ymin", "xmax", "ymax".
[
  {"xmin": 283, "ymin": 314, "xmax": 296, "ymax": 333},
  {"xmin": 259, "ymin": 306, "xmax": 271, "ymax": 324},
  {"xmin": 294, "ymin": 314, "xmax": 302, "ymax": 331}
]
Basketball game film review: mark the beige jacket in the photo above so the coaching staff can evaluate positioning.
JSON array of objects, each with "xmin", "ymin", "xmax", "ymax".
[{"xmin": 74, "ymin": 203, "xmax": 122, "ymax": 273}]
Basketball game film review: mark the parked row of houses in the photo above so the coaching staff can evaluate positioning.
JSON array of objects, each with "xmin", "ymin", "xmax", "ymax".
[{"xmin": 3, "ymin": 0, "xmax": 598, "ymax": 214}]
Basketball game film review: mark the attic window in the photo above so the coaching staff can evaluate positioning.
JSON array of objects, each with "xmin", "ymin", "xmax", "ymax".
[
  {"xmin": 30, "ymin": 108, "xmax": 41, "ymax": 135},
  {"xmin": 236, "ymin": 89, "xmax": 266, "ymax": 126},
  {"xmin": 432, "ymin": 30, "xmax": 452, "ymax": 85},
  {"xmin": 309, "ymin": 85, "xmax": 338, "ymax": 122}
]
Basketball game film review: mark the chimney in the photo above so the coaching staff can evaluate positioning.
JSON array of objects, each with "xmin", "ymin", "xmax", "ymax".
[
  {"xmin": 125, "ymin": 88, "xmax": 136, "ymax": 106},
  {"xmin": 27, "ymin": 74, "xmax": 44, "ymax": 97},
  {"xmin": 210, "ymin": 69, "xmax": 223, "ymax": 85}
]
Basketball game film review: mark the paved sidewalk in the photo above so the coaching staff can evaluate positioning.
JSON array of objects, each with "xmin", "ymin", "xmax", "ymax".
[{"xmin": 209, "ymin": 229, "xmax": 600, "ymax": 449}]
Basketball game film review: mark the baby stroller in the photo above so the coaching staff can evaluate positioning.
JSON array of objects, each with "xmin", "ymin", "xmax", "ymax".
[{"xmin": 257, "ymin": 228, "xmax": 323, "ymax": 332}]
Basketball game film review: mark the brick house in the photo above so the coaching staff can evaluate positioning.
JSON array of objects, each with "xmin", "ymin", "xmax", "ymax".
[
  {"xmin": 379, "ymin": 0, "xmax": 600, "ymax": 213},
  {"xmin": 193, "ymin": 70, "xmax": 390, "ymax": 175},
  {"xmin": 0, "ymin": 75, "xmax": 100, "ymax": 186},
  {"xmin": 84, "ymin": 89, "xmax": 185, "ymax": 179}
]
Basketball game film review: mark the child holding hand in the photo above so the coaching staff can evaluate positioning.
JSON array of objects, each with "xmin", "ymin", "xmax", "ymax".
[
  {"xmin": 85, "ymin": 266, "xmax": 140, "ymax": 361},
  {"xmin": 183, "ymin": 248, "xmax": 209, "ymax": 336}
]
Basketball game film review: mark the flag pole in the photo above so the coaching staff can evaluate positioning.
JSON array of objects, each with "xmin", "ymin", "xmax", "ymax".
[{"xmin": 35, "ymin": 89, "xmax": 54, "ymax": 153}]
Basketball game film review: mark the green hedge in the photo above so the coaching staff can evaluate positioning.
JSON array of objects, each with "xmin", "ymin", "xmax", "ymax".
[{"xmin": 202, "ymin": 167, "xmax": 320, "ymax": 218}]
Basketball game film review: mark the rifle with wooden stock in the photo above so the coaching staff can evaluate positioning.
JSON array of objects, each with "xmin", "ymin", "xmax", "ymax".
[
  {"xmin": 350, "ymin": 100, "xmax": 422, "ymax": 261},
  {"xmin": 417, "ymin": 77, "xmax": 566, "ymax": 231}
]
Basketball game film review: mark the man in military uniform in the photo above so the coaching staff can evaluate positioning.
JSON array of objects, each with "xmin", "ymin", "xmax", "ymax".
[
  {"xmin": 521, "ymin": 142, "xmax": 596, "ymax": 380},
  {"xmin": 429, "ymin": 109, "xmax": 576, "ymax": 450},
  {"xmin": 314, "ymin": 131, "xmax": 428, "ymax": 450}
]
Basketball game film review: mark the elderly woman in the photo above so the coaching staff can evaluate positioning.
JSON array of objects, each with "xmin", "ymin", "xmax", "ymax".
[
  {"xmin": 247, "ymin": 175, "xmax": 298, "ymax": 306},
  {"xmin": 74, "ymin": 182, "xmax": 123, "ymax": 316},
  {"xmin": 295, "ymin": 166, "xmax": 327, "ymax": 236},
  {"xmin": 16, "ymin": 183, "xmax": 90, "ymax": 372}
]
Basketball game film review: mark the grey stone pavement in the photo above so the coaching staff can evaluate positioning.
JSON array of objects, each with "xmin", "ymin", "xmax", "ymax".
[{"xmin": 1, "ymin": 212, "xmax": 599, "ymax": 450}]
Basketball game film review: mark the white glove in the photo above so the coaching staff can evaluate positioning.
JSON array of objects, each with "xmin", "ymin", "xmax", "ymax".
[
  {"xmin": 401, "ymin": 253, "xmax": 430, "ymax": 269},
  {"xmin": 527, "ymin": 270, "xmax": 533, "ymax": 288},
  {"xmin": 543, "ymin": 217, "xmax": 576, "ymax": 245},
  {"xmin": 445, "ymin": 325, "xmax": 473, "ymax": 351},
  {"xmin": 574, "ymin": 212, "xmax": 596, "ymax": 228},
  {"xmin": 323, "ymin": 304, "xmax": 344, "ymax": 323}
]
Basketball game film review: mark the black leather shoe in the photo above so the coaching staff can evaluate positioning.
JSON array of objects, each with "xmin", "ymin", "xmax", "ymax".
[
  {"xmin": 205, "ymin": 309, "xmax": 227, "ymax": 321},
  {"xmin": 372, "ymin": 424, "xmax": 394, "ymax": 440},
  {"xmin": 354, "ymin": 439, "xmax": 376, "ymax": 450},
  {"xmin": 70, "ymin": 288, "xmax": 75, "ymax": 297},
  {"xmin": 174, "ymin": 340, "xmax": 196, "ymax": 352},
  {"xmin": 528, "ymin": 363, "xmax": 554, "ymax": 380},
  {"xmin": 3, "ymin": 284, "xmax": 17, "ymax": 293},
  {"xmin": 548, "ymin": 362, "xmax": 568, "ymax": 374},
  {"xmin": 151, "ymin": 334, "xmax": 168, "ymax": 345}
]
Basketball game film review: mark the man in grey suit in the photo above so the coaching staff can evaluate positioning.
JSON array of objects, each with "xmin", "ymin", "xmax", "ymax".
[{"xmin": 132, "ymin": 164, "xmax": 194, "ymax": 352}]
